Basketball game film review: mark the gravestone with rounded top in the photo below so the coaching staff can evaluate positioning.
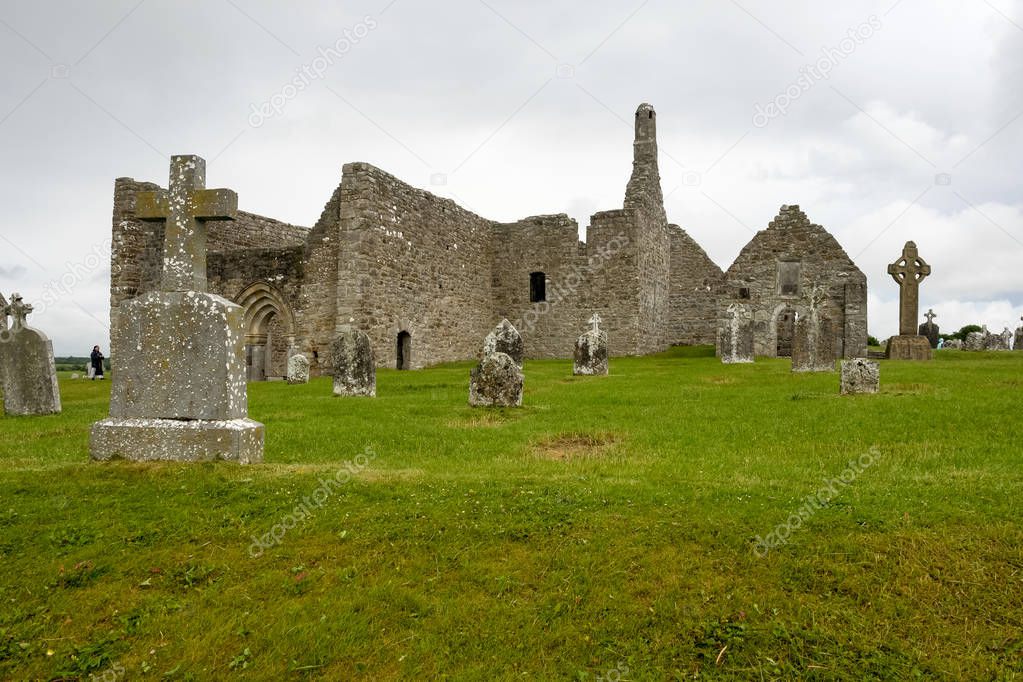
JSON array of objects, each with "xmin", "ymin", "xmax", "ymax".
[
  {"xmin": 470, "ymin": 319, "xmax": 523, "ymax": 407},
  {"xmin": 90, "ymin": 155, "xmax": 264, "ymax": 463},
  {"xmin": 574, "ymin": 313, "xmax": 609, "ymax": 375},
  {"xmin": 287, "ymin": 353, "xmax": 310, "ymax": 384},
  {"xmin": 0, "ymin": 293, "xmax": 61, "ymax": 416}
]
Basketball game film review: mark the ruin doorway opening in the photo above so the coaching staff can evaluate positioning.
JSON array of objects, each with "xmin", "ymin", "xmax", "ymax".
[
  {"xmin": 396, "ymin": 331, "xmax": 412, "ymax": 370},
  {"xmin": 776, "ymin": 307, "xmax": 797, "ymax": 357}
]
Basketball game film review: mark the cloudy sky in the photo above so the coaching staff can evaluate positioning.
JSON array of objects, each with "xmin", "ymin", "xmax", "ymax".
[{"xmin": 1, "ymin": 0, "xmax": 1020, "ymax": 355}]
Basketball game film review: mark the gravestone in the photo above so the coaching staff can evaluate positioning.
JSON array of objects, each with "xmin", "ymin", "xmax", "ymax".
[
  {"xmin": 944, "ymin": 338, "xmax": 963, "ymax": 350},
  {"xmin": 0, "ymin": 293, "xmax": 61, "ymax": 416},
  {"xmin": 331, "ymin": 328, "xmax": 376, "ymax": 396},
  {"xmin": 791, "ymin": 286, "xmax": 837, "ymax": 372},
  {"xmin": 1015, "ymin": 317, "xmax": 1023, "ymax": 351},
  {"xmin": 885, "ymin": 241, "xmax": 932, "ymax": 360},
  {"xmin": 918, "ymin": 309, "xmax": 939, "ymax": 349},
  {"xmin": 287, "ymin": 353, "xmax": 310, "ymax": 384},
  {"xmin": 470, "ymin": 319, "xmax": 523, "ymax": 407},
  {"xmin": 718, "ymin": 302, "xmax": 754, "ymax": 364},
  {"xmin": 91, "ymin": 155, "xmax": 264, "ymax": 463},
  {"xmin": 574, "ymin": 313, "xmax": 609, "ymax": 375},
  {"xmin": 964, "ymin": 330, "xmax": 986, "ymax": 351},
  {"xmin": 482, "ymin": 318, "xmax": 523, "ymax": 367},
  {"xmin": 1000, "ymin": 327, "xmax": 1013, "ymax": 351},
  {"xmin": 840, "ymin": 358, "xmax": 879, "ymax": 395}
]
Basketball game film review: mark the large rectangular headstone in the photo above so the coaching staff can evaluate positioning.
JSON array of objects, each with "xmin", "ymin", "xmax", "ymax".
[{"xmin": 91, "ymin": 155, "xmax": 263, "ymax": 463}]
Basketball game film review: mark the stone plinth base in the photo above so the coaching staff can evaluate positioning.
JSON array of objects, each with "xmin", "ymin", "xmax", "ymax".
[
  {"xmin": 885, "ymin": 335, "xmax": 932, "ymax": 361},
  {"xmin": 91, "ymin": 417, "xmax": 264, "ymax": 464}
]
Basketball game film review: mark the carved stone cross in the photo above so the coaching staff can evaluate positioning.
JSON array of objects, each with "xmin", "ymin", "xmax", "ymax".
[
  {"xmin": 888, "ymin": 241, "xmax": 931, "ymax": 336},
  {"xmin": 4, "ymin": 293, "xmax": 32, "ymax": 330},
  {"xmin": 136, "ymin": 155, "xmax": 238, "ymax": 292},
  {"xmin": 588, "ymin": 312, "xmax": 602, "ymax": 334},
  {"xmin": 924, "ymin": 309, "xmax": 936, "ymax": 326}
]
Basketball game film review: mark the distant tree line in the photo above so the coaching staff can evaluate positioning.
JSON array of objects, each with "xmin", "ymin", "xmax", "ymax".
[{"xmin": 54, "ymin": 356, "xmax": 111, "ymax": 372}]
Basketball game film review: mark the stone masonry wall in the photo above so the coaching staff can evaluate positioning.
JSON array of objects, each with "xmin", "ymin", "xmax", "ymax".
[
  {"xmin": 335, "ymin": 162, "xmax": 495, "ymax": 369},
  {"xmin": 668, "ymin": 225, "xmax": 726, "ymax": 346},
  {"xmin": 491, "ymin": 214, "xmax": 586, "ymax": 359},
  {"xmin": 723, "ymin": 205, "xmax": 868, "ymax": 359}
]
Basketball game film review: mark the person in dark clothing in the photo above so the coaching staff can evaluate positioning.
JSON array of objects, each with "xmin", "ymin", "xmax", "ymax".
[{"xmin": 91, "ymin": 346, "xmax": 105, "ymax": 380}]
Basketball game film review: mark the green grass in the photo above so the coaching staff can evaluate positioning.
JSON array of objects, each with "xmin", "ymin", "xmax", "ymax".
[{"xmin": 1, "ymin": 347, "xmax": 1021, "ymax": 680}]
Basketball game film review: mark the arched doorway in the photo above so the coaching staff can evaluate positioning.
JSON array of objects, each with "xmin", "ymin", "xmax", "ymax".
[
  {"xmin": 396, "ymin": 331, "xmax": 412, "ymax": 370},
  {"xmin": 236, "ymin": 282, "xmax": 296, "ymax": 381},
  {"xmin": 776, "ymin": 307, "xmax": 797, "ymax": 357}
]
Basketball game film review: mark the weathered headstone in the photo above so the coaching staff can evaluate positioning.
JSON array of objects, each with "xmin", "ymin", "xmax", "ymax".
[
  {"xmin": 91, "ymin": 155, "xmax": 264, "ymax": 463},
  {"xmin": 574, "ymin": 313, "xmax": 609, "ymax": 375},
  {"xmin": 331, "ymin": 328, "xmax": 375, "ymax": 396},
  {"xmin": 791, "ymin": 286, "xmax": 837, "ymax": 372},
  {"xmin": 0, "ymin": 293, "xmax": 61, "ymax": 416},
  {"xmin": 287, "ymin": 353, "xmax": 310, "ymax": 384},
  {"xmin": 1000, "ymin": 327, "xmax": 1013, "ymax": 351},
  {"xmin": 944, "ymin": 338, "xmax": 963, "ymax": 350},
  {"xmin": 840, "ymin": 358, "xmax": 879, "ymax": 395},
  {"xmin": 470, "ymin": 319, "xmax": 524, "ymax": 407},
  {"xmin": 885, "ymin": 241, "xmax": 932, "ymax": 360},
  {"xmin": 964, "ymin": 330, "xmax": 986, "ymax": 351},
  {"xmin": 918, "ymin": 309, "xmax": 939, "ymax": 349},
  {"xmin": 1015, "ymin": 317, "xmax": 1023, "ymax": 351},
  {"xmin": 482, "ymin": 318, "xmax": 523, "ymax": 367},
  {"xmin": 718, "ymin": 302, "xmax": 754, "ymax": 364}
]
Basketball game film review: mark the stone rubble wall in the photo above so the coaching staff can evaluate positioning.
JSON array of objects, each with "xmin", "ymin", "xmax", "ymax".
[
  {"xmin": 723, "ymin": 205, "xmax": 868, "ymax": 359},
  {"xmin": 335, "ymin": 162, "xmax": 495, "ymax": 369},
  {"xmin": 668, "ymin": 225, "xmax": 727, "ymax": 346}
]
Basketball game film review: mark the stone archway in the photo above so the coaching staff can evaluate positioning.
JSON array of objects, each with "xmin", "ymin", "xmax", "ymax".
[
  {"xmin": 235, "ymin": 282, "xmax": 296, "ymax": 381},
  {"xmin": 768, "ymin": 303, "xmax": 798, "ymax": 358}
]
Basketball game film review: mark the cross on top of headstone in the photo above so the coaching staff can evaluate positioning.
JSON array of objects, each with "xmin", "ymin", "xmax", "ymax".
[
  {"xmin": 925, "ymin": 309, "xmax": 937, "ymax": 325},
  {"xmin": 588, "ymin": 312, "xmax": 602, "ymax": 334},
  {"xmin": 4, "ymin": 293, "xmax": 32, "ymax": 329},
  {"xmin": 888, "ymin": 241, "xmax": 931, "ymax": 336},
  {"xmin": 136, "ymin": 155, "xmax": 238, "ymax": 292}
]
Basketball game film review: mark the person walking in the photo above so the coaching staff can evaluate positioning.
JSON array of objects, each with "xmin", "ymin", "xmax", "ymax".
[{"xmin": 90, "ymin": 345, "xmax": 105, "ymax": 380}]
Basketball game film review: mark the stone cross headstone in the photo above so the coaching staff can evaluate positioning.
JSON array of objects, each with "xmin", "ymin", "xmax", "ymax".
[
  {"xmin": 1015, "ymin": 316, "xmax": 1023, "ymax": 351},
  {"xmin": 331, "ymin": 327, "xmax": 376, "ymax": 396},
  {"xmin": 918, "ymin": 308, "xmax": 940, "ymax": 349},
  {"xmin": 0, "ymin": 292, "xmax": 61, "ymax": 415},
  {"xmin": 791, "ymin": 286, "xmax": 837, "ymax": 372},
  {"xmin": 574, "ymin": 312, "xmax": 609, "ymax": 375},
  {"xmin": 718, "ymin": 302, "xmax": 754, "ymax": 364},
  {"xmin": 885, "ymin": 241, "xmax": 932, "ymax": 360},
  {"xmin": 470, "ymin": 319, "xmax": 523, "ymax": 407},
  {"xmin": 91, "ymin": 155, "xmax": 264, "ymax": 463}
]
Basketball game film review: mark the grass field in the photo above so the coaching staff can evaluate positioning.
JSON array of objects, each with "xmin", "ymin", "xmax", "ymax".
[{"xmin": 1, "ymin": 347, "xmax": 1021, "ymax": 680}]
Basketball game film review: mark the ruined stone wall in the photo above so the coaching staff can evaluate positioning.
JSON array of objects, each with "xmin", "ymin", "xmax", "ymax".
[
  {"xmin": 668, "ymin": 225, "xmax": 726, "ymax": 346},
  {"xmin": 633, "ymin": 209, "xmax": 672, "ymax": 353},
  {"xmin": 208, "ymin": 212, "xmax": 306, "ymax": 252},
  {"xmin": 583, "ymin": 210, "xmax": 642, "ymax": 355},
  {"xmin": 207, "ymin": 246, "xmax": 304, "ymax": 317},
  {"xmin": 297, "ymin": 182, "xmax": 344, "ymax": 375},
  {"xmin": 335, "ymin": 162, "xmax": 495, "ymax": 369},
  {"xmin": 110, "ymin": 178, "xmax": 163, "ymax": 316},
  {"xmin": 723, "ymin": 205, "xmax": 868, "ymax": 359},
  {"xmin": 491, "ymin": 214, "xmax": 586, "ymax": 359}
]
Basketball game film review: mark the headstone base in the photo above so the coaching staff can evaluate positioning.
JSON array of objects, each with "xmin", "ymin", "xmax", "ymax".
[
  {"xmin": 840, "ymin": 358, "xmax": 880, "ymax": 395},
  {"xmin": 90, "ymin": 417, "xmax": 264, "ymax": 464},
  {"xmin": 885, "ymin": 335, "xmax": 932, "ymax": 360}
]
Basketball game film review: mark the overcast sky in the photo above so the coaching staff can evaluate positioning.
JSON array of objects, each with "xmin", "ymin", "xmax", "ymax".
[{"xmin": 1, "ymin": 0, "xmax": 1021, "ymax": 355}]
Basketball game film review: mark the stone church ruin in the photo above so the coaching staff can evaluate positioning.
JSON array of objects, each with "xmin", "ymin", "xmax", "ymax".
[{"xmin": 108, "ymin": 104, "xmax": 867, "ymax": 377}]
